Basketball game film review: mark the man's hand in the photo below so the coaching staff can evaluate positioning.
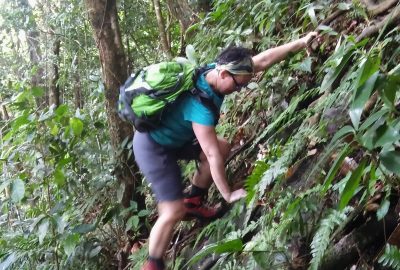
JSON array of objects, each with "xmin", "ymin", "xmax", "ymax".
[
  {"xmin": 227, "ymin": 188, "xmax": 247, "ymax": 203},
  {"xmin": 300, "ymin": 31, "xmax": 319, "ymax": 47}
]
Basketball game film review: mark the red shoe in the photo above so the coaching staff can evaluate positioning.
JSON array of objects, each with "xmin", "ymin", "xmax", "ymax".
[
  {"xmin": 141, "ymin": 260, "xmax": 164, "ymax": 270},
  {"xmin": 183, "ymin": 195, "xmax": 223, "ymax": 221}
]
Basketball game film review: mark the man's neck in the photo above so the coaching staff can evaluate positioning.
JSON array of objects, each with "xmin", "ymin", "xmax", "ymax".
[{"xmin": 205, "ymin": 69, "xmax": 220, "ymax": 95}]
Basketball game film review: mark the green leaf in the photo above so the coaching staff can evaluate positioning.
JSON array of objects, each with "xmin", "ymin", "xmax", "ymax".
[
  {"xmin": 339, "ymin": 159, "xmax": 367, "ymax": 209},
  {"xmin": 189, "ymin": 239, "xmax": 243, "ymax": 265},
  {"xmin": 69, "ymin": 117, "xmax": 83, "ymax": 136},
  {"xmin": 349, "ymin": 71, "xmax": 379, "ymax": 130},
  {"xmin": 321, "ymin": 48, "xmax": 355, "ymax": 92},
  {"xmin": 359, "ymin": 108, "xmax": 388, "ymax": 132},
  {"xmin": 11, "ymin": 179, "xmax": 25, "ymax": 202},
  {"xmin": 296, "ymin": 57, "xmax": 312, "ymax": 73},
  {"xmin": 55, "ymin": 104, "xmax": 69, "ymax": 117},
  {"xmin": 72, "ymin": 223, "xmax": 96, "ymax": 234},
  {"xmin": 37, "ymin": 218, "xmax": 49, "ymax": 244},
  {"xmin": 31, "ymin": 86, "xmax": 44, "ymax": 97},
  {"xmin": 373, "ymin": 124, "xmax": 399, "ymax": 148},
  {"xmin": 11, "ymin": 114, "xmax": 30, "ymax": 130},
  {"xmin": 322, "ymin": 144, "xmax": 351, "ymax": 193},
  {"xmin": 377, "ymin": 199, "xmax": 390, "ymax": 221},
  {"xmin": 307, "ymin": 6, "xmax": 318, "ymax": 27},
  {"xmin": 63, "ymin": 233, "xmax": 80, "ymax": 257},
  {"xmin": 54, "ymin": 168, "xmax": 65, "ymax": 187},
  {"xmin": 0, "ymin": 253, "xmax": 17, "ymax": 270},
  {"xmin": 89, "ymin": 246, "xmax": 102, "ymax": 258},
  {"xmin": 338, "ymin": 2, "xmax": 352, "ymax": 10},
  {"xmin": 185, "ymin": 44, "xmax": 197, "ymax": 65},
  {"xmin": 331, "ymin": 125, "xmax": 355, "ymax": 143},
  {"xmin": 378, "ymin": 73, "xmax": 400, "ymax": 110},
  {"xmin": 380, "ymin": 151, "xmax": 400, "ymax": 176},
  {"xmin": 125, "ymin": 216, "xmax": 140, "ymax": 232}
]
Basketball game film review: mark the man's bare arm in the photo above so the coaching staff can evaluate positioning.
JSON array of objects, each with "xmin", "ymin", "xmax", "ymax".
[{"xmin": 252, "ymin": 32, "xmax": 318, "ymax": 72}]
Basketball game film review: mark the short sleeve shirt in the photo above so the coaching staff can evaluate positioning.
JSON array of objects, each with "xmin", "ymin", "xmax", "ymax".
[{"xmin": 149, "ymin": 63, "xmax": 223, "ymax": 148}]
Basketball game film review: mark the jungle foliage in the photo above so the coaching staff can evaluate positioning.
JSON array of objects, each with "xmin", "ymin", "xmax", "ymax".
[{"xmin": 1, "ymin": 0, "xmax": 400, "ymax": 270}]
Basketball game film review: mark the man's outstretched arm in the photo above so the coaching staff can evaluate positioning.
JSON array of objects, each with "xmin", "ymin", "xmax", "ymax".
[{"xmin": 252, "ymin": 31, "xmax": 318, "ymax": 72}]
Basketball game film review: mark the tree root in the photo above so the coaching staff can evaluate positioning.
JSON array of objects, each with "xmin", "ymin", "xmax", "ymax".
[{"xmin": 357, "ymin": 5, "xmax": 400, "ymax": 41}]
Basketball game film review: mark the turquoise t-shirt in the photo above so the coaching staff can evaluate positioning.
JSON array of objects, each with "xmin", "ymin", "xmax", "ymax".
[{"xmin": 149, "ymin": 64, "xmax": 223, "ymax": 148}]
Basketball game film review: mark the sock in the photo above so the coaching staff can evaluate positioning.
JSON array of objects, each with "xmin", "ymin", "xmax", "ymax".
[
  {"xmin": 148, "ymin": 256, "xmax": 164, "ymax": 269},
  {"xmin": 188, "ymin": 184, "xmax": 208, "ymax": 197}
]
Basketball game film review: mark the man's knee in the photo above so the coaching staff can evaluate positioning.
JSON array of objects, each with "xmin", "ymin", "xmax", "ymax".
[{"xmin": 158, "ymin": 200, "xmax": 186, "ymax": 222}]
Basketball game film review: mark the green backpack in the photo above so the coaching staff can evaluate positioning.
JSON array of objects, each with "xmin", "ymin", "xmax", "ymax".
[{"xmin": 118, "ymin": 61, "xmax": 218, "ymax": 132}]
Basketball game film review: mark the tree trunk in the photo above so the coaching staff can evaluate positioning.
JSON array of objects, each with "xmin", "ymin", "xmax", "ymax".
[
  {"xmin": 152, "ymin": 0, "xmax": 172, "ymax": 59},
  {"xmin": 20, "ymin": 0, "xmax": 47, "ymax": 109},
  {"xmin": 166, "ymin": 0, "xmax": 194, "ymax": 33},
  {"xmin": 49, "ymin": 38, "xmax": 61, "ymax": 107},
  {"xmin": 85, "ymin": 0, "xmax": 143, "ymax": 210},
  {"xmin": 72, "ymin": 57, "xmax": 83, "ymax": 109}
]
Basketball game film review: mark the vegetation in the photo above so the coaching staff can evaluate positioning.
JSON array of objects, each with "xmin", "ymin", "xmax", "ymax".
[{"xmin": 1, "ymin": 0, "xmax": 400, "ymax": 269}]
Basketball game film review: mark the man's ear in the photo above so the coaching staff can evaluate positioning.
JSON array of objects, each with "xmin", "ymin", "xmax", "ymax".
[{"xmin": 219, "ymin": 69, "xmax": 230, "ymax": 79}]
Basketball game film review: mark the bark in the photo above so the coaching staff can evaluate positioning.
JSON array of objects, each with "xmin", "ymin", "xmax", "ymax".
[
  {"xmin": 49, "ymin": 38, "xmax": 61, "ymax": 107},
  {"xmin": 85, "ymin": 0, "xmax": 143, "ymax": 209},
  {"xmin": 152, "ymin": 0, "xmax": 172, "ymax": 59}
]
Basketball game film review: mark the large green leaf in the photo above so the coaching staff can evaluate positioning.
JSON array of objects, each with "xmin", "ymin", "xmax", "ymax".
[
  {"xmin": 320, "ymin": 48, "xmax": 355, "ymax": 93},
  {"xmin": 71, "ymin": 223, "xmax": 96, "ymax": 234},
  {"xmin": 359, "ymin": 108, "xmax": 388, "ymax": 132},
  {"xmin": 349, "ymin": 71, "xmax": 379, "ymax": 130},
  {"xmin": 339, "ymin": 159, "xmax": 367, "ymax": 209},
  {"xmin": 322, "ymin": 144, "xmax": 351, "ymax": 193},
  {"xmin": 54, "ymin": 168, "xmax": 65, "ymax": 187},
  {"xmin": 63, "ymin": 233, "xmax": 80, "ymax": 257},
  {"xmin": 37, "ymin": 218, "xmax": 50, "ymax": 244},
  {"xmin": 377, "ymin": 199, "xmax": 390, "ymax": 221},
  {"xmin": 11, "ymin": 179, "xmax": 25, "ymax": 202},
  {"xmin": 189, "ymin": 239, "xmax": 243, "ymax": 265},
  {"xmin": 69, "ymin": 117, "xmax": 83, "ymax": 136},
  {"xmin": 125, "ymin": 216, "xmax": 139, "ymax": 232},
  {"xmin": 380, "ymin": 151, "xmax": 400, "ymax": 176},
  {"xmin": 331, "ymin": 125, "xmax": 355, "ymax": 143},
  {"xmin": 373, "ymin": 124, "xmax": 399, "ymax": 148}
]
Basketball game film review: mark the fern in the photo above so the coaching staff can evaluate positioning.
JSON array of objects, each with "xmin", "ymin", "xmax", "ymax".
[
  {"xmin": 379, "ymin": 244, "xmax": 400, "ymax": 270},
  {"xmin": 309, "ymin": 207, "xmax": 351, "ymax": 270}
]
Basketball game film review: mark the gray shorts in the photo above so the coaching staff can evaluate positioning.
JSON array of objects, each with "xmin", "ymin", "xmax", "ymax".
[{"xmin": 133, "ymin": 132, "xmax": 202, "ymax": 202}]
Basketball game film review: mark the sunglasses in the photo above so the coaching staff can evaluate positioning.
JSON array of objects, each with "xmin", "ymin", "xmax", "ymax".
[{"xmin": 229, "ymin": 73, "xmax": 248, "ymax": 91}]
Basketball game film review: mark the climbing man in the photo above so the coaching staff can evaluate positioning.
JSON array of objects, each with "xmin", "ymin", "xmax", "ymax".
[{"xmin": 135, "ymin": 31, "xmax": 318, "ymax": 270}]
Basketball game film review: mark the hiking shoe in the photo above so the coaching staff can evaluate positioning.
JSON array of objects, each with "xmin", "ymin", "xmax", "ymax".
[
  {"xmin": 183, "ymin": 195, "xmax": 222, "ymax": 221},
  {"xmin": 141, "ymin": 260, "xmax": 164, "ymax": 270}
]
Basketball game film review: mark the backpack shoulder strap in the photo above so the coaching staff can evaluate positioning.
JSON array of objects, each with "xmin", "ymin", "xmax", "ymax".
[{"xmin": 190, "ymin": 65, "xmax": 220, "ymax": 124}]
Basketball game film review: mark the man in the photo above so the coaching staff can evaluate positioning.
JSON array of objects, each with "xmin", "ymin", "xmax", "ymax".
[{"xmin": 135, "ymin": 32, "xmax": 317, "ymax": 270}]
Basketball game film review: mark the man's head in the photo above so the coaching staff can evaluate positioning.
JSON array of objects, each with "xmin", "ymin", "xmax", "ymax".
[{"xmin": 213, "ymin": 47, "xmax": 254, "ymax": 95}]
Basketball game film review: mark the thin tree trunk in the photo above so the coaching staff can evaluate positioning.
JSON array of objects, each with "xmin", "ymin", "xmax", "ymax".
[
  {"xmin": 152, "ymin": 0, "xmax": 172, "ymax": 59},
  {"xmin": 72, "ymin": 57, "xmax": 83, "ymax": 109},
  {"xmin": 49, "ymin": 38, "xmax": 61, "ymax": 107}
]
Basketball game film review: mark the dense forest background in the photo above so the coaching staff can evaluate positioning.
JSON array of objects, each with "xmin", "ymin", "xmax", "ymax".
[{"xmin": 1, "ymin": 0, "xmax": 400, "ymax": 269}]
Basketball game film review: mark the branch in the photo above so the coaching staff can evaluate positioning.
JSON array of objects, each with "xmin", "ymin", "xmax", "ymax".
[
  {"xmin": 356, "ymin": 5, "xmax": 400, "ymax": 42},
  {"xmin": 362, "ymin": 0, "xmax": 399, "ymax": 17}
]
